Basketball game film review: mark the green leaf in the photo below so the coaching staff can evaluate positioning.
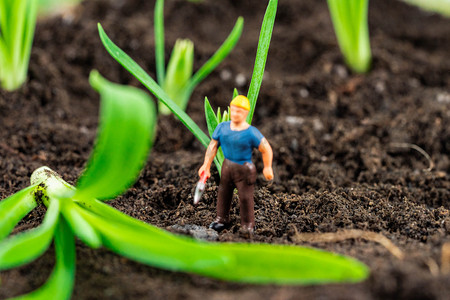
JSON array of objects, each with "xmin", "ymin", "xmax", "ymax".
[
  {"xmin": 233, "ymin": 88, "xmax": 239, "ymax": 99},
  {"xmin": 0, "ymin": 184, "xmax": 38, "ymax": 240},
  {"xmin": 13, "ymin": 218, "xmax": 76, "ymax": 300},
  {"xmin": 246, "ymin": 0, "xmax": 278, "ymax": 124},
  {"xmin": 79, "ymin": 203, "xmax": 368, "ymax": 284},
  {"xmin": 0, "ymin": 0, "xmax": 37, "ymax": 91},
  {"xmin": 75, "ymin": 70, "xmax": 156, "ymax": 201},
  {"xmin": 204, "ymin": 97, "xmax": 225, "ymax": 174},
  {"xmin": 185, "ymin": 17, "xmax": 244, "ymax": 96},
  {"xmin": 0, "ymin": 197, "xmax": 60, "ymax": 270},
  {"xmin": 326, "ymin": 0, "xmax": 371, "ymax": 73},
  {"xmin": 160, "ymin": 39, "xmax": 194, "ymax": 114},
  {"xmin": 204, "ymin": 97, "xmax": 219, "ymax": 138},
  {"xmin": 59, "ymin": 199, "xmax": 102, "ymax": 248},
  {"xmin": 97, "ymin": 23, "xmax": 211, "ymax": 149},
  {"xmin": 154, "ymin": 0, "xmax": 165, "ymax": 85}
]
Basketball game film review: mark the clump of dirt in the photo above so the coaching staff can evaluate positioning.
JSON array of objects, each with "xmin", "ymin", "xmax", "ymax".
[{"xmin": 1, "ymin": 0, "xmax": 449, "ymax": 299}]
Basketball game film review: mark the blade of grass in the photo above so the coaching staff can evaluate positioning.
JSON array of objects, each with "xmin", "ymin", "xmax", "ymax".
[
  {"xmin": 97, "ymin": 23, "xmax": 211, "ymax": 149},
  {"xmin": 154, "ymin": 0, "xmax": 165, "ymax": 85},
  {"xmin": 246, "ymin": 0, "xmax": 277, "ymax": 124},
  {"xmin": 204, "ymin": 97, "xmax": 224, "ymax": 173},
  {"xmin": 78, "ymin": 199, "xmax": 368, "ymax": 284},
  {"xmin": 0, "ymin": 184, "xmax": 38, "ymax": 240},
  {"xmin": 0, "ymin": 197, "xmax": 60, "ymax": 270},
  {"xmin": 75, "ymin": 70, "xmax": 156, "ymax": 201},
  {"xmin": 13, "ymin": 218, "xmax": 76, "ymax": 300}
]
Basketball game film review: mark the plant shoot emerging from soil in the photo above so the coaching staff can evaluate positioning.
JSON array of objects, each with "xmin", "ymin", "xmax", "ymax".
[
  {"xmin": 327, "ymin": 0, "xmax": 372, "ymax": 73},
  {"xmin": 0, "ymin": 0, "xmax": 38, "ymax": 91},
  {"xmin": 154, "ymin": 0, "xmax": 243, "ymax": 115},
  {"xmin": 0, "ymin": 70, "xmax": 157, "ymax": 299}
]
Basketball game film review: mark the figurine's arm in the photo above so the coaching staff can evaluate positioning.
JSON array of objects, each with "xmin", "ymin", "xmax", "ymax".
[
  {"xmin": 258, "ymin": 138, "xmax": 274, "ymax": 180},
  {"xmin": 198, "ymin": 139, "xmax": 219, "ymax": 178}
]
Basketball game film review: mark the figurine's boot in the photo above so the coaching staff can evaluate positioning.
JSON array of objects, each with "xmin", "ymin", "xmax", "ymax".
[
  {"xmin": 209, "ymin": 216, "xmax": 230, "ymax": 232},
  {"xmin": 239, "ymin": 223, "xmax": 254, "ymax": 239}
]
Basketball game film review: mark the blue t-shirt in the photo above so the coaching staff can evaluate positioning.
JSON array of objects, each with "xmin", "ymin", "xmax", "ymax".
[{"xmin": 212, "ymin": 121, "xmax": 264, "ymax": 165}]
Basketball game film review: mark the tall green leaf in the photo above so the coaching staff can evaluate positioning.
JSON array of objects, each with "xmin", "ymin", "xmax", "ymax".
[
  {"xmin": 246, "ymin": 0, "xmax": 277, "ymax": 123},
  {"xmin": 0, "ymin": 197, "xmax": 60, "ymax": 270},
  {"xmin": 75, "ymin": 70, "xmax": 156, "ymax": 201}
]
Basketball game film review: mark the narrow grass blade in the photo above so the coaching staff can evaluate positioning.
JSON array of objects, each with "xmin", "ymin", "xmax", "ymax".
[
  {"xmin": 97, "ymin": 23, "xmax": 211, "ymax": 149},
  {"xmin": 246, "ymin": 0, "xmax": 277, "ymax": 124},
  {"xmin": 185, "ymin": 17, "xmax": 244, "ymax": 95},
  {"xmin": 154, "ymin": 0, "xmax": 165, "ymax": 85},
  {"xmin": 13, "ymin": 218, "xmax": 76, "ymax": 300},
  {"xmin": 75, "ymin": 70, "xmax": 156, "ymax": 201},
  {"xmin": 0, "ymin": 184, "xmax": 38, "ymax": 240},
  {"xmin": 204, "ymin": 97, "xmax": 224, "ymax": 173},
  {"xmin": 0, "ymin": 197, "xmax": 60, "ymax": 270},
  {"xmin": 77, "ymin": 199, "xmax": 368, "ymax": 284},
  {"xmin": 59, "ymin": 199, "xmax": 102, "ymax": 248}
]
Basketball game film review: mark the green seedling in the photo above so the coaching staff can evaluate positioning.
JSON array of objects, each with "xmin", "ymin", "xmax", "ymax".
[
  {"xmin": 154, "ymin": 0, "xmax": 243, "ymax": 114},
  {"xmin": 98, "ymin": 0, "xmax": 276, "ymax": 173},
  {"xmin": 0, "ymin": 0, "xmax": 38, "ymax": 91},
  {"xmin": 327, "ymin": 0, "xmax": 372, "ymax": 73},
  {"xmin": 0, "ymin": 70, "xmax": 156, "ymax": 299}
]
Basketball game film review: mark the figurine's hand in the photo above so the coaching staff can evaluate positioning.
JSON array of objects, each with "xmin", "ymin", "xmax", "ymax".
[
  {"xmin": 198, "ymin": 164, "xmax": 211, "ymax": 179},
  {"xmin": 263, "ymin": 166, "xmax": 274, "ymax": 181}
]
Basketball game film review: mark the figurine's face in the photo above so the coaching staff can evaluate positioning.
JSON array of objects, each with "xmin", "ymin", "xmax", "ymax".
[{"xmin": 230, "ymin": 105, "xmax": 249, "ymax": 123}]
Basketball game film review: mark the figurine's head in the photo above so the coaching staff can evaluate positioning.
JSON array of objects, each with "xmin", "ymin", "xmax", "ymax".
[{"xmin": 230, "ymin": 95, "xmax": 250, "ymax": 123}]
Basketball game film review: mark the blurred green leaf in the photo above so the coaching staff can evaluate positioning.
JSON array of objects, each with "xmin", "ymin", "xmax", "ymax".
[
  {"xmin": 0, "ymin": 184, "xmax": 38, "ymax": 240},
  {"xmin": 13, "ymin": 218, "xmax": 76, "ymax": 300},
  {"xmin": 0, "ymin": 197, "xmax": 60, "ymax": 270},
  {"xmin": 75, "ymin": 70, "xmax": 156, "ymax": 201}
]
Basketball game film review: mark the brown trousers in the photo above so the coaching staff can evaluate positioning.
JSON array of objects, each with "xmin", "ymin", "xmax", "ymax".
[{"xmin": 216, "ymin": 159, "xmax": 257, "ymax": 228}]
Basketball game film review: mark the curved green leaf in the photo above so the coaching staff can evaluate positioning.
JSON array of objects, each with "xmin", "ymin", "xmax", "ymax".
[
  {"xmin": 246, "ymin": 0, "xmax": 277, "ymax": 123},
  {"xmin": 0, "ymin": 197, "xmax": 60, "ymax": 270},
  {"xmin": 78, "ymin": 200, "xmax": 368, "ymax": 284},
  {"xmin": 60, "ymin": 199, "xmax": 102, "ymax": 248},
  {"xmin": 0, "ymin": 184, "xmax": 38, "ymax": 240},
  {"xmin": 97, "ymin": 23, "xmax": 211, "ymax": 149},
  {"xmin": 13, "ymin": 218, "xmax": 76, "ymax": 300},
  {"xmin": 75, "ymin": 70, "xmax": 156, "ymax": 201},
  {"xmin": 185, "ymin": 17, "xmax": 244, "ymax": 96}
]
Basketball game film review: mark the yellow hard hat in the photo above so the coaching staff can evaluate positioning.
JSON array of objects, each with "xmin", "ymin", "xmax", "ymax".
[{"xmin": 230, "ymin": 95, "xmax": 250, "ymax": 111}]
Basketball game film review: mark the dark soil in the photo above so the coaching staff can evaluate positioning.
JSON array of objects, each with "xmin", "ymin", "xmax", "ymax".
[{"xmin": 1, "ymin": 0, "xmax": 450, "ymax": 299}]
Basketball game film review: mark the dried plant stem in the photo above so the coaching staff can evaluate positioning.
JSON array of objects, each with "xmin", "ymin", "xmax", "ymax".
[
  {"xmin": 441, "ymin": 242, "xmax": 450, "ymax": 275},
  {"xmin": 292, "ymin": 229, "xmax": 404, "ymax": 260},
  {"xmin": 389, "ymin": 142, "xmax": 434, "ymax": 171}
]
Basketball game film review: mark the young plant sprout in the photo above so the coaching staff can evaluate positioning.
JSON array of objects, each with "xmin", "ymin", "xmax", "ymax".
[
  {"xmin": 326, "ymin": 0, "xmax": 372, "ymax": 73},
  {"xmin": 0, "ymin": 70, "xmax": 156, "ymax": 299},
  {"xmin": 0, "ymin": 0, "xmax": 38, "ymax": 91},
  {"xmin": 154, "ymin": 0, "xmax": 243, "ymax": 115}
]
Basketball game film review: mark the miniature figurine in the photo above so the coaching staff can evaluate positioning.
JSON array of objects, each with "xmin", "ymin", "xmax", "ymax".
[{"xmin": 198, "ymin": 95, "xmax": 273, "ymax": 237}]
